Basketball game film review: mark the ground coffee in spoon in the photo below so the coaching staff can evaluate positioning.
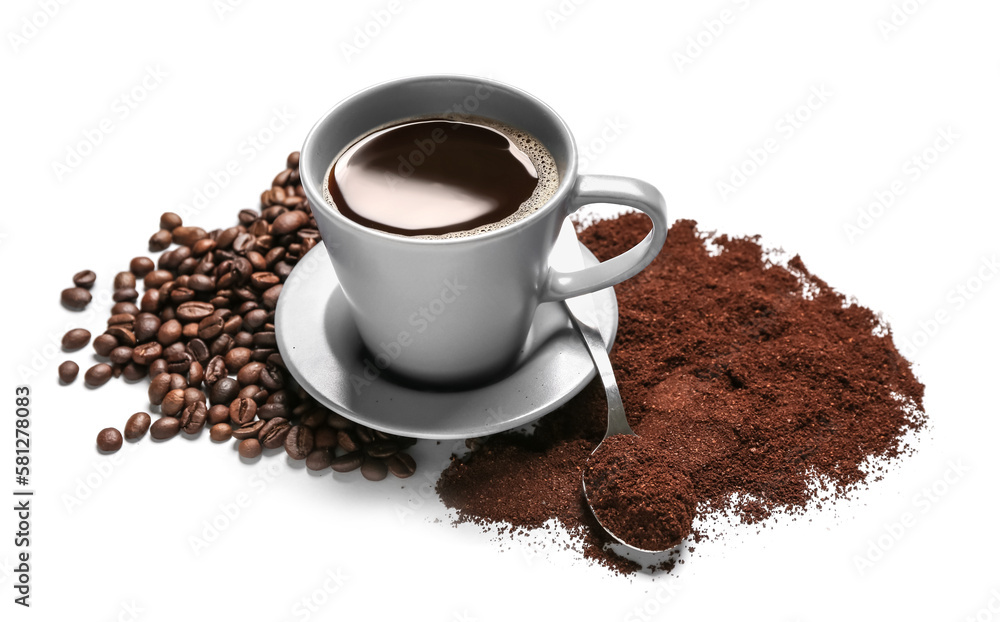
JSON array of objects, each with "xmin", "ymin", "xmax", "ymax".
[{"xmin": 437, "ymin": 214, "xmax": 927, "ymax": 574}]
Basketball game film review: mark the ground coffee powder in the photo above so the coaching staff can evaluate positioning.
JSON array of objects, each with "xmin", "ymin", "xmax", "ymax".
[
  {"xmin": 436, "ymin": 214, "xmax": 927, "ymax": 574},
  {"xmin": 584, "ymin": 434, "xmax": 696, "ymax": 552}
]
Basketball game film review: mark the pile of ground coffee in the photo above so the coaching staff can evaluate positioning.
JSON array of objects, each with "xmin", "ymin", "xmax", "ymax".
[
  {"xmin": 584, "ymin": 434, "xmax": 696, "ymax": 552},
  {"xmin": 437, "ymin": 214, "xmax": 927, "ymax": 573}
]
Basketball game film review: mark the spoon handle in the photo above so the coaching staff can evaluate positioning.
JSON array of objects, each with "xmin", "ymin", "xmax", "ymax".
[{"xmin": 563, "ymin": 296, "xmax": 634, "ymax": 439}]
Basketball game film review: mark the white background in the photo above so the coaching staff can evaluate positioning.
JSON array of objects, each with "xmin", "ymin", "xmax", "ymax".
[{"xmin": 3, "ymin": 1, "xmax": 999, "ymax": 620}]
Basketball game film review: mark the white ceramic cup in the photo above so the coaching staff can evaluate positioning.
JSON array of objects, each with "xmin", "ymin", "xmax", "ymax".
[{"xmin": 300, "ymin": 75, "xmax": 667, "ymax": 387}]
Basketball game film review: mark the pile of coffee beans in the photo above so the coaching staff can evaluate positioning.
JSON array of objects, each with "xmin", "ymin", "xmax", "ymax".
[{"xmin": 60, "ymin": 151, "xmax": 417, "ymax": 481}]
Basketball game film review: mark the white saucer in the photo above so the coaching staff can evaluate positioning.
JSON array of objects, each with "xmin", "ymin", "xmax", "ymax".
[{"xmin": 275, "ymin": 228, "xmax": 618, "ymax": 440}]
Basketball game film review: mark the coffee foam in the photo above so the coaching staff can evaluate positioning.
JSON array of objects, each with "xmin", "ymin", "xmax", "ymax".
[{"xmin": 322, "ymin": 113, "xmax": 560, "ymax": 239}]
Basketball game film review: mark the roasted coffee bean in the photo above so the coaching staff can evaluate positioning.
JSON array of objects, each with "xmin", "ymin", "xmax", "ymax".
[
  {"xmin": 305, "ymin": 449, "xmax": 333, "ymax": 471},
  {"xmin": 62, "ymin": 328, "xmax": 91, "ymax": 351},
  {"xmin": 188, "ymin": 274, "xmax": 215, "ymax": 292},
  {"xmin": 256, "ymin": 403, "xmax": 287, "ymax": 421},
  {"xmin": 83, "ymin": 363, "xmax": 112, "ymax": 387},
  {"xmin": 298, "ymin": 407, "xmax": 325, "ymax": 429},
  {"xmin": 246, "ymin": 250, "xmax": 267, "ymax": 272},
  {"xmin": 236, "ymin": 361, "xmax": 264, "ymax": 386},
  {"xmin": 240, "ymin": 385, "xmax": 268, "ymax": 405},
  {"xmin": 231, "ymin": 420, "xmax": 265, "ymax": 440},
  {"xmin": 250, "ymin": 271, "xmax": 281, "ymax": 290},
  {"xmin": 112, "ymin": 301, "xmax": 141, "ymax": 316},
  {"xmin": 204, "ymin": 356, "xmax": 227, "ymax": 386},
  {"xmin": 93, "ymin": 333, "xmax": 118, "ymax": 357},
  {"xmin": 176, "ymin": 301, "xmax": 214, "ymax": 322},
  {"xmin": 209, "ymin": 423, "xmax": 232, "ymax": 442},
  {"xmin": 224, "ymin": 347, "xmax": 252, "ymax": 372},
  {"xmin": 208, "ymin": 404, "xmax": 231, "ymax": 425},
  {"xmin": 271, "ymin": 210, "xmax": 309, "ymax": 236},
  {"xmin": 157, "ymin": 319, "xmax": 182, "ymax": 345},
  {"xmin": 107, "ymin": 313, "xmax": 135, "ymax": 328},
  {"xmin": 113, "ymin": 287, "xmax": 139, "ymax": 302},
  {"xmin": 130, "ymin": 256, "xmax": 155, "ymax": 277},
  {"xmin": 183, "ymin": 388, "xmax": 206, "ymax": 406},
  {"xmin": 163, "ymin": 342, "xmax": 187, "ymax": 360},
  {"xmin": 233, "ymin": 331, "xmax": 254, "ymax": 348},
  {"xmin": 187, "ymin": 360, "xmax": 204, "ymax": 387},
  {"xmin": 97, "ymin": 428, "xmax": 123, "ymax": 452},
  {"xmin": 168, "ymin": 373, "xmax": 188, "ymax": 391},
  {"xmin": 337, "ymin": 430, "xmax": 359, "ymax": 453},
  {"xmin": 110, "ymin": 346, "xmax": 134, "ymax": 365},
  {"xmin": 331, "ymin": 451, "xmax": 363, "ymax": 473},
  {"xmin": 150, "ymin": 416, "xmax": 181, "ymax": 440},
  {"xmin": 144, "ymin": 270, "xmax": 173, "ymax": 289},
  {"xmin": 386, "ymin": 452, "xmax": 416, "ymax": 478},
  {"xmin": 72, "ymin": 269, "xmax": 97, "ymax": 289},
  {"xmin": 262, "ymin": 284, "xmax": 282, "ymax": 309},
  {"xmin": 327, "ymin": 412, "xmax": 354, "ymax": 430},
  {"xmin": 149, "ymin": 229, "xmax": 172, "ymax": 251},
  {"xmin": 114, "ymin": 271, "xmax": 136, "ymax": 290},
  {"xmin": 192, "ymin": 238, "xmax": 216, "ymax": 256},
  {"xmin": 210, "ymin": 377, "xmax": 240, "ymax": 405},
  {"xmin": 61, "ymin": 287, "xmax": 92, "ymax": 310},
  {"xmin": 267, "ymin": 353, "xmax": 286, "ymax": 371},
  {"xmin": 166, "ymin": 351, "xmax": 193, "ymax": 375},
  {"xmin": 284, "ymin": 425, "xmax": 314, "ymax": 460},
  {"xmin": 356, "ymin": 427, "xmax": 374, "ymax": 444},
  {"xmin": 122, "ymin": 363, "xmax": 146, "ymax": 381},
  {"xmin": 209, "ymin": 333, "xmax": 235, "ymax": 357},
  {"xmin": 229, "ymin": 397, "xmax": 257, "ymax": 425},
  {"xmin": 58, "ymin": 361, "xmax": 79, "ymax": 383},
  {"xmin": 124, "ymin": 412, "xmax": 151, "ymax": 439},
  {"xmin": 172, "ymin": 226, "xmax": 207, "ymax": 246},
  {"xmin": 252, "ymin": 331, "xmax": 277, "ymax": 349},
  {"xmin": 148, "ymin": 373, "xmax": 171, "ymax": 405},
  {"xmin": 259, "ymin": 417, "xmax": 290, "ymax": 449},
  {"xmin": 131, "ymin": 342, "xmax": 162, "ymax": 365},
  {"xmin": 161, "ymin": 389, "xmax": 186, "ymax": 416},
  {"xmin": 238, "ymin": 438, "xmax": 262, "ymax": 458},
  {"xmin": 360, "ymin": 456, "xmax": 388, "ymax": 481},
  {"xmin": 134, "ymin": 313, "xmax": 161, "ymax": 342},
  {"xmin": 106, "ymin": 324, "xmax": 137, "ymax": 347},
  {"xmin": 160, "ymin": 211, "xmax": 183, "ymax": 231},
  {"xmin": 244, "ymin": 308, "xmax": 269, "ymax": 329},
  {"xmin": 197, "ymin": 314, "xmax": 224, "ymax": 340},
  {"xmin": 187, "ymin": 338, "xmax": 210, "ymax": 363},
  {"xmin": 222, "ymin": 315, "xmax": 243, "ymax": 335},
  {"xmin": 313, "ymin": 426, "xmax": 337, "ymax": 450},
  {"xmin": 148, "ymin": 358, "xmax": 168, "ymax": 379},
  {"xmin": 169, "ymin": 287, "xmax": 196, "ymax": 305},
  {"xmin": 180, "ymin": 402, "xmax": 208, "ymax": 434},
  {"xmin": 140, "ymin": 288, "xmax": 161, "ymax": 313},
  {"xmin": 365, "ymin": 441, "xmax": 399, "ymax": 459}
]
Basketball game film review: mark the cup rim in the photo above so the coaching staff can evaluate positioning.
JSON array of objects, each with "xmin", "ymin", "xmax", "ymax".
[{"xmin": 300, "ymin": 74, "xmax": 579, "ymax": 246}]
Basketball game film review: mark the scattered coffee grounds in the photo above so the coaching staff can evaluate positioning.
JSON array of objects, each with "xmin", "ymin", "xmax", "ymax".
[
  {"xmin": 583, "ymin": 434, "xmax": 696, "ymax": 552},
  {"xmin": 437, "ymin": 213, "xmax": 927, "ymax": 574},
  {"xmin": 59, "ymin": 152, "xmax": 416, "ymax": 479}
]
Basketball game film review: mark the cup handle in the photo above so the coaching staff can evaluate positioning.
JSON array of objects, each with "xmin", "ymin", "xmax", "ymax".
[{"xmin": 541, "ymin": 174, "xmax": 668, "ymax": 302}]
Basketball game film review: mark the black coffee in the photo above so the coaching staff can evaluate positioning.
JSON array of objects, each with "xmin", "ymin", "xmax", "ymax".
[{"xmin": 324, "ymin": 116, "xmax": 558, "ymax": 237}]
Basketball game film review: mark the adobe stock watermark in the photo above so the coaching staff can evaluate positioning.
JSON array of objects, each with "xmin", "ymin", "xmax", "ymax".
[
  {"xmin": 578, "ymin": 116, "xmax": 627, "ymax": 174},
  {"xmin": 51, "ymin": 64, "xmax": 168, "ymax": 182},
  {"xmin": 961, "ymin": 587, "xmax": 1000, "ymax": 622},
  {"xmin": 843, "ymin": 126, "xmax": 958, "ymax": 244},
  {"xmin": 544, "ymin": 0, "xmax": 589, "ymax": 31},
  {"xmin": 174, "ymin": 106, "xmax": 296, "ymax": 220},
  {"xmin": 188, "ymin": 463, "xmax": 283, "ymax": 556},
  {"xmin": 895, "ymin": 254, "xmax": 997, "ymax": 360},
  {"xmin": 108, "ymin": 600, "xmax": 143, "ymax": 622},
  {"xmin": 288, "ymin": 567, "xmax": 351, "ymax": 622},
  {"xmin": 212, "ymin": 0, "xmax": 247, "ymax": 21},
  {"xmin": 672, "ymin": 0, "xmax": 754, "ymax": 72},
  {"xmin": 623, "ymin": 576, "xmax": 684, "ymax": 622},
  {"xmin": 853, "ymin": 458, "xmax": 970, "ymax": 576},
  {"xmin": 61, "ymin": 442, "xmax": 139, "ymax": 516},
  {"xmin": 876, "ymin": 0, "xmax": 931, "ymax": 41},
  {"xmin": 717, "ymin": 84, "xmax": 833, "ymax": 202},
  {"xmin": 340, "ymin": 0, "xmax": 408, "ymax": 61},
  {"xmin": 7, "ymin": 0, "xmax": 71, "ymax": 55},
  {"xmin": 349, "ymin": 277, "xmax": 468, "ymax": 395}
]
